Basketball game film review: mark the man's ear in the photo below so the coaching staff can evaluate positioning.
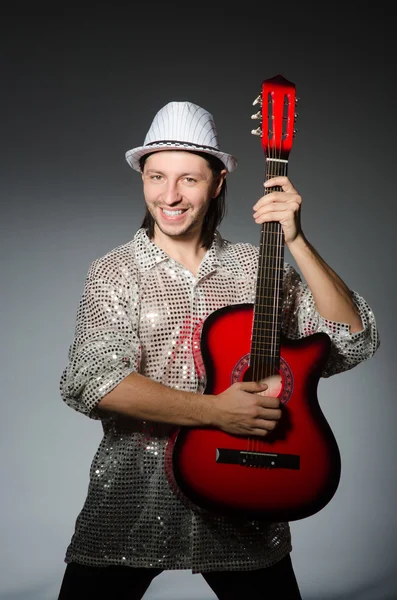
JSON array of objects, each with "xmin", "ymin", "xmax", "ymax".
[{"xmin": 213, "ymin": 169, "xmax": 227, "ymax": 198}]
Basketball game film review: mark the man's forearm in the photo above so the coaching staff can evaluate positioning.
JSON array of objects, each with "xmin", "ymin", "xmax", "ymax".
[
  {"xmin": 96, "ymin": 371, "xmax": 213, "ymax": 425},
  {"xmin": 287, "ymin": 234, "xmax": 363, "ymax": 332}
]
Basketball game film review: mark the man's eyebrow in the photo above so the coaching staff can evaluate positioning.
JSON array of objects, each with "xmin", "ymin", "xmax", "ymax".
[{"xmin": 145, "ymin": 169, "xmax": 204, "ymax": 177}]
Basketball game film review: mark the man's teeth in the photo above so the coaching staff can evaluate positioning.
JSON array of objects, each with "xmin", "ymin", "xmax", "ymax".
[{"xmin": 163, "ymin": 209, "xmax": 185, "ymax": 216}]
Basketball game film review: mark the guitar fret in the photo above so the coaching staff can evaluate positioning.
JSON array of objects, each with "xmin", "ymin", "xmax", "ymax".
[
  {"xmin": 252, "ymin": 338, "xmax": 281, "ymax": 342},
  {"xmin": 255, "ymin": 293, "xmax": 283, "ymax": 297},
  {"xmin": 251, "ymin": 337, "xmax": 280, "ymax": 342},
  {"xmin": 253, "ymin": 313, "xmax": 282, "ymax": 320},
  {"xmin": 254, "ymin": 301, "xmax": 283, "ymax": 306},
  {"xmin": 251, "ymin": 346, "xmax": 280, "ymax": 351},
  {"xmin": 256, "ymin": 265, "xmax": 283, "ymax": 271},
  {"xmin": 251, "ymin": 345, "xmax": 280, "ymax": 350},
  {"xmin": 254, "ymin": 313, "xmax": 277, "ymax": 329},
  {"xmin": 252, "ymin": 330, "xmax": 281, "ymax": 335}
]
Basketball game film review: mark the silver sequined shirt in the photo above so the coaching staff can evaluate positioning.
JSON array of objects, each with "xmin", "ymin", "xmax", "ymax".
[{"xmin": 60, "ymin": 228, "xmax": 379, "ymax": 573}]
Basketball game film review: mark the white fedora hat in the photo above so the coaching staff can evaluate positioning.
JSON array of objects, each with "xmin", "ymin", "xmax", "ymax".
[{"xmin": 125, "ymin": 101, "xmax": 237, "ymax": 173}]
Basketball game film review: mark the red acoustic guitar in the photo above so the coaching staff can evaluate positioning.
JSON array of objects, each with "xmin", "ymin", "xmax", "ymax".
[{"xmin": 165, "ymin": 74, "xmax": 341, "ymax": 522}]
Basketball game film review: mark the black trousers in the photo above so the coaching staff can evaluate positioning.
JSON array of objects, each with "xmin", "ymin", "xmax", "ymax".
[{"xmin": 57, "ymin": 554, "xmax": 302, "ymax": 599}]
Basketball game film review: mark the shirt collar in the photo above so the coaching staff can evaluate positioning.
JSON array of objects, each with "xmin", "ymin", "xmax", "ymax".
[{"xmin": 133, "ymin": 228, "xmax": 223, "ymax": 274}]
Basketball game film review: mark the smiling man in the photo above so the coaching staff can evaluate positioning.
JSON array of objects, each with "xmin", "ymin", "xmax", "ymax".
[
  {"xmin": 57, "ymin": 101, "xmax": 379, "ymax": 599},
  {"xmin": 140, "ymin": 149, "xmax": 226, "ymax": 275}
]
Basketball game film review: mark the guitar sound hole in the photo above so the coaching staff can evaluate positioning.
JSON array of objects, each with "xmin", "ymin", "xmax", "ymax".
[{"xmin": 232, "ymin": 356, "xmax": 293, "ymax": 406}]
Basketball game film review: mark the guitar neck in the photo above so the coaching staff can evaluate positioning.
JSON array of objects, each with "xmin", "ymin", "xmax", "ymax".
[{"xmin": 250, "ymin": 159, "xmax": 288, "ymax": 380}]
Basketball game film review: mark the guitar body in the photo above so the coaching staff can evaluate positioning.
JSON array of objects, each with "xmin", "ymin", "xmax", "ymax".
[{"xmin": 166, "ymin": 304, "xmax": 341, "ymax": 521}]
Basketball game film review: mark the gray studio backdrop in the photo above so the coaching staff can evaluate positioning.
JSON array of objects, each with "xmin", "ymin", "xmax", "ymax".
[{"xmin": 1, "ymin": 9, "xmax": 395, "ymax": 600}]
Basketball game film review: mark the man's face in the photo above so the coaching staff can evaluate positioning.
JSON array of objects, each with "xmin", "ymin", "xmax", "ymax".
[{"xmin": 142, "ymin": 151, "xmax": 226, "ymax": 241}]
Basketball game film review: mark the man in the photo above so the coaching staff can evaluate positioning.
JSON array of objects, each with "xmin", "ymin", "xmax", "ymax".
[{"xmin": 57, "ymin": 101, "xmax": 379, "ymax": 599}]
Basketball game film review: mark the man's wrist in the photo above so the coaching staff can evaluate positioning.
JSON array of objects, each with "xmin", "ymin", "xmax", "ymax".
[{"xmin": 286, "ymin": 232, "xmax": 308, "ymax": 253}]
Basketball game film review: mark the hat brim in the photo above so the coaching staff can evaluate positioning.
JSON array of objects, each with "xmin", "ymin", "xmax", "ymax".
[{"xmin": 125, "ymin": 142, "xmax": 237, "ymax": 173}]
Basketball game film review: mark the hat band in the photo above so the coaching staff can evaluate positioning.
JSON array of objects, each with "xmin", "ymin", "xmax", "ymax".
[{"xmin": 145, "ymin": 140, "xmax": 220, "ymax": 152}]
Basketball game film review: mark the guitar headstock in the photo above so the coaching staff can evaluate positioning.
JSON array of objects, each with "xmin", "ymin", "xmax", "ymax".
[{"xmin": 251, "ymin": 74, "xmax": 298, "ymax": 161}]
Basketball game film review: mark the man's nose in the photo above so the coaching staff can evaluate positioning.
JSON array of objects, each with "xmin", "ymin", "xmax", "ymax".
[{"xmin": 163, "ymin": 182, "xmax": 181, "ymax": 205}]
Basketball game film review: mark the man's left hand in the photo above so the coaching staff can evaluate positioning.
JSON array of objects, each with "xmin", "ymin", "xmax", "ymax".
[{"xmin": 252, "ymin": 176, "xmax": 303, "ymax": 245}]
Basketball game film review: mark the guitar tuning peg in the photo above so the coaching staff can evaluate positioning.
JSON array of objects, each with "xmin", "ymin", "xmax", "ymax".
[
  {"xmin": 251, "ymin": 127, "xmax": 262, "ymax": 136},
  {"xmin": 252, "ymin": 94, "xmax": 262, "ymax": 106},
  {"xmin": 294, "ymin": 113, "xmax": 299, "ymax": 119},
  {"xmin": 251, "ymin": 111, "xmax": 261, "ymax": 120},
  {"xmin": 293, "ymin": 128, "xmax": 298, "ymax": 138},
  {"xmin": 295, "ymin": 96, "xmax": 300, "ymax": 103}
]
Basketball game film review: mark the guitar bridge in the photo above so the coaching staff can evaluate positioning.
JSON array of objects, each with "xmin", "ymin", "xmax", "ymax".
[{"xmin": 215, "ymin": 448, "xmax": 300, "ymax": 470}]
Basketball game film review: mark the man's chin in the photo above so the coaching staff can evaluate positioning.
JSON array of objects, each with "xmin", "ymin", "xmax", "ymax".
[{"xmin": 154, "ymin": 220, "xmax": 197, "ymax": 239}]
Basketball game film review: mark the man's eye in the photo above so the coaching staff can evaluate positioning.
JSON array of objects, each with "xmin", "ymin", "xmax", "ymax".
[
  {"xmin": 150, "ymin": 175, "xmax": 162, "ymax": 181},
  {"xmin": 185, "ymin": 177, "xmax": 196, "ymax": 183}
]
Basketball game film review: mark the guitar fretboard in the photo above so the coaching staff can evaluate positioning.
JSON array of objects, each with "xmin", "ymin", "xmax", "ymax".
[{"xmin": 250, "ymin": 159, "xmax": 287, "ymax": 381}]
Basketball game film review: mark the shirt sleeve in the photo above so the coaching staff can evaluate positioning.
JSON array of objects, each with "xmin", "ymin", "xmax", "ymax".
[
  {"xmin": 281, "ymin": 263, "xmax": 380, "ymax": 377},
  {"xmin": 59, "ymin": 255, "xmax": 141, "ymax": 419}
]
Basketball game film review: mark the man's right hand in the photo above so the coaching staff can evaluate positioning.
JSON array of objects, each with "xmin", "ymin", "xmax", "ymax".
[{"xmin": 209, "ymin": 381, "xmax": 282, "ymax": 437}]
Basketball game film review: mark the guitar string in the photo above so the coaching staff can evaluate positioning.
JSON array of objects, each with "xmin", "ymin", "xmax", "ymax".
[
  {"xmin": 252, "ymin": 90, "xmax": 275, "ymax": 451},
  {"xmin": 250, "ymin": 89, "xmax": 290, "ymax": 452},
  {"xmin": 253, "ymin": 149, "xmax": 269, "ymax": 452},
  {"xmin": 254, "ymin": 106, "xmax": 276, "ymax": 450},
  {"xmin": 270, "ymin": 101, "xmax": 288, "ymax": 453},
  {"xmin": 254, "ymin": 95, "xmax": 288, "ymax": 451},
  {"xmin": 266, "ymin": 107, "xmax": 287, "ymax": 379},
  {"xmin": 274, "ymin": 162, "xmax": 285, "ymax": 385},
  {"xmin": 259, "ymin": 152, "xmax": 273, "ymax": 453},
  {"xmin": 250, "ymin": 90, "xmax": 267, "ymax": 451},
  {"xmin": 251, "ymin": 89, "xmax": 266, "ymax": 386},
  {"xmin": 270, "ymin": 156, "xmax": 286, "ymax": 417},
  {"xmin": 271, "ymin": 93, "xmax": 285, "ymax": 384},
  {"xmin": 265, "ymin": 145, "xmax": 278, "ymax": 381},
  {"xmin": 266, "ymin": 144, "xmax": 279, "ymax": 451},
  {"xmin": 260, "ymin": 148, "xmax": 278, "ymax": 453}
]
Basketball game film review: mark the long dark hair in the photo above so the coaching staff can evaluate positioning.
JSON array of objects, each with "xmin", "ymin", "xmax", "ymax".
[{"xmin": 139, "ymin": 150, "xmax": 227, "ymax": 249}]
